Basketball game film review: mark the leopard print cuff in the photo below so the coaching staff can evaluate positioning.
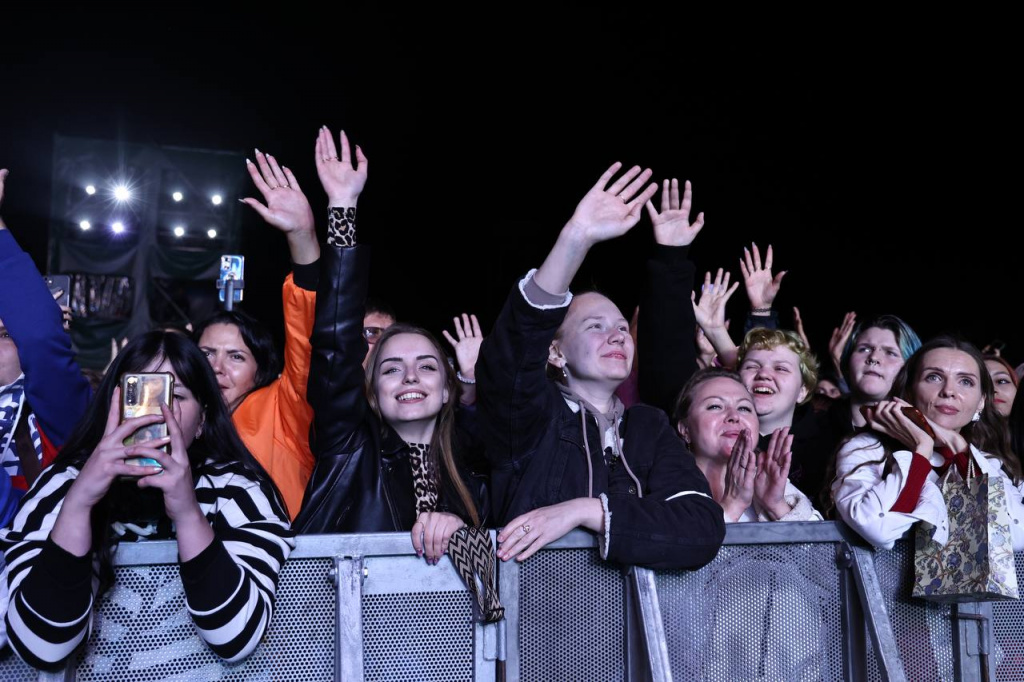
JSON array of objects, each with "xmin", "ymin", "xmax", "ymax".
[{"xmin": 327, "ymin": 207, "xmax": 357, "ymax": 247}]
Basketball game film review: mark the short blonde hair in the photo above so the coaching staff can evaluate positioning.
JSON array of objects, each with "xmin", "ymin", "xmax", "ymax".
[{"xmin": 738, "ymin": 328, "xmax": 818, "ymax": 403}]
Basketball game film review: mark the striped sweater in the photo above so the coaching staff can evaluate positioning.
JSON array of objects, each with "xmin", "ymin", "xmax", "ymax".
[{"xmin": 0, "ymin": 458, "xmax": 295, "ymax": 668}]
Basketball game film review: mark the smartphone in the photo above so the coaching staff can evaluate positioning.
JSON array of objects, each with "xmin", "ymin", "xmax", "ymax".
[
  {"xmin": 217, "ymin": 254, "xmax": 245, "ymax": 303},
  {"xmin": 860, "ymin": 404, "xmax": 937, "ymax": 440},
  {"xmin": 45, "ymin": 274, "xmax": 71, "ymax": 308},
  {"xmin": 121, "ymin": 372, "xmax": 173, "ymax": 469}
]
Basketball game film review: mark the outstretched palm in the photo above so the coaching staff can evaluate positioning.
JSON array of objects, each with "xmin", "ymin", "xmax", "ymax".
[{"xmin": 646, "ymin": 178, "xmax": 705, "ymax": 246}]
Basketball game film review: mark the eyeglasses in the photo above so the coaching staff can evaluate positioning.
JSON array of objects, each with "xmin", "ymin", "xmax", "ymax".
[{"xmin": 363, "ymin": 327, "xmax": 385, "ymax": 343}]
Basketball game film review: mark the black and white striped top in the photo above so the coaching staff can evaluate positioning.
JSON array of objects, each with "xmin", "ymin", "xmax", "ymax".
[{"xmin": 0, "ymin": 458, "xmax": 295, "ymax": 668}]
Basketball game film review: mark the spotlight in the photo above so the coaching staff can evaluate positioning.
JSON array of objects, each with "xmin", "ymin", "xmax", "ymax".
[
  {"xmin": 173, "ymin": 226, "xmax": 185, "ymax": 238},
  {"xmin": 79, "ymin": 220, "xmax": 92, "ymax": 231},
  {"xmin": 207, "ymin": 228, "xmax": 217, "ymax": 239},
  {"xmin": 111, "ymin": 221, "xmax": 125, "ymax": 234},
  {"xmin": 211, "ymin": 194, "xmax": 223, "ymax": 206},
  {"xmin": 172, "ymin": 191, "xmax": 184, "ymax": 202},
  {"xmin": 85, "ymin": 185, "xmax": 97, "ymax": 196},
  {"xmin": 113, "ymin": 185, "xmax": 131, "ymax": 202}
]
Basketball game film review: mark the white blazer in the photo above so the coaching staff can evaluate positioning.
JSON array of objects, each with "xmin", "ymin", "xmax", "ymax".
[{"xmin": 833, "ymin": 432, "xmax": 1024, "ymax": 551}]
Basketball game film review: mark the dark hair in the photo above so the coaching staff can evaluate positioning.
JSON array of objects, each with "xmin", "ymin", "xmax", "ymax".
[
  {"xmin": 672, "ymin": 367, "xmax": 748, "ymax": 428},
  {"xmin": 364, "ymin": 296, "xmax": 396, "ymax": 322},
  {"xmin": 830, "ymin": 335, "xmax": 1020, "ymax": 506},
  {"xmin": 364, "ymin": 324, "xmax": 480, "ymax": 527},
  {"xmin": 840, "ymin": 314, "xmax": 922, "ymax": 389},
  {"xmin": 983, "ymin": 353, "xmax": 1020, "ymax": 389},
  {"xmin": 192, "ymin": 309, "xmax": 281, "ymax": 398},
  {"xmin": 55, "ymin": 331, "xmax": 285, "ymax": 596},
  {"xmin": 890, "ymin": 335, "xmax": 1015, "ymax": 477}
]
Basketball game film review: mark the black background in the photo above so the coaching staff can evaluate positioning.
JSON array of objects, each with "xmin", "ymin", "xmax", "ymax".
[{"xmin": 2, "ymin": 9, "xmax": 1019, "ymax": 366}]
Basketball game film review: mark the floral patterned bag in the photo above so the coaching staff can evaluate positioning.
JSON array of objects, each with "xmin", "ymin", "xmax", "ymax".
[{"xmin": 912, "ymin": 454, "xmax": 1020, "ymax": 602}]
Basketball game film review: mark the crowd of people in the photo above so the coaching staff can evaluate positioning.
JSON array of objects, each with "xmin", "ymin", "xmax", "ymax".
[{"xmin": 0, "ymin": 126, "xmax": 1022, "ymax": 669}]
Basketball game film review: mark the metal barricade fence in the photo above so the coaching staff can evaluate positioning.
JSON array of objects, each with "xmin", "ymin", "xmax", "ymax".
[{"xmin": 0, "ymin": 525, "xmax": 1021, "ymax": 681}]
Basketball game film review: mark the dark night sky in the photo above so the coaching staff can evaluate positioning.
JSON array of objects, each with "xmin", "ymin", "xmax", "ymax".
[{"xmin": 2, "ymin": 9, "xmax": 1020, "ymax": 366}]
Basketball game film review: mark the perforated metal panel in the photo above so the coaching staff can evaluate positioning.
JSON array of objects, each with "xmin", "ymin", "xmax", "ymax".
[
  {"xmin": 993, "ymin": 551, "xmax": 1024, "ymax": 681},
  {"xmin": 73, "ymin": 557, "xmax": 334, "ymax": 681},
  {"xmin": 361, "ymin": 590, "xmax": 473, "ymax": 681},
  {"xmin": 0, "ymin": 648, "xmax": 38, "ymax": 681},
  {"xmin": 655, "ymin": 543, "xmax": 844, "ymax": 681},
  {"xmin": 518, "ymin": 548, "xmax": 624, "ymax": 682},
  {"xmin": 864, "ymin": 539, "xmax": 954, "ymax": 682}
]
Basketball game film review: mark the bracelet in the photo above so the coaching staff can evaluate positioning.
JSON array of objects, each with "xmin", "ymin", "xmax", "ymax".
[
  {"xmin": 456, "ymin": 371, "xmax": 476, "ymax": 385},
  {"xmin": 751, "ymin": 307, "xmax": 772, "ymax": 315}
]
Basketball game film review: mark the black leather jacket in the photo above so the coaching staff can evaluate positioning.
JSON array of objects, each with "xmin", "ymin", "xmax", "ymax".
[
  {"xmin": 294, "ymin": 244, "xmax": 484, "ymax": 534},
  {"xmin": 477, "ymin": 277, "xmax": 725, "ymax": 570}
]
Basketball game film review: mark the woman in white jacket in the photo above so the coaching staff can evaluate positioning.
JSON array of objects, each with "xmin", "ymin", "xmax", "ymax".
[
  {"xmin": 832, "ymin": 336, "xmax": 1024, "ymax": 550},
  {"xmin": 674, "ymin": 368, "xmax": 822, "ymax": 523}
]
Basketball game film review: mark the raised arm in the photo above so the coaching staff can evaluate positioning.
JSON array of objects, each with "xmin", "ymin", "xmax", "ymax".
[
  {"xmin": 0, "ymin": 169, "xmax": 91, "ymax": 460},
  {"xmin": 637, "ymin": 178, "xmax": 704, "ymax": 414},
  {"xmin": 478, "ymin": 163, "xmax": 656, "ymax": 463},
  {"xmin": 739, "ymin": 242, "xmax": 785, "ymax": 333}
]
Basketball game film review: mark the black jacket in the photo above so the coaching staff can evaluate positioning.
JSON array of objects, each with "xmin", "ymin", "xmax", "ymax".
[
  {"xmin": 477, "ymin": 276, "xmax": 725, "ymax": 570},
  {"xmin": 294, "ymin": 244, "xmax": 483, "ymax": 534}
]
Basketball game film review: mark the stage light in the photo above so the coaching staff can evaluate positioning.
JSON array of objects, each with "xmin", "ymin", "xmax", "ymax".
[
  {"xmin": 113, "ymin": 185, "xmax": 131, "ymax": 202},
  {"xmin": 211, "ymin": 194, "xmax": 223, "ymax": 206},
  {"xmin": 207, "ymin": 228, "xmax": 217, "ymax": 239},
  {"xmin": 85, "ymin": 185, "xmax": 97, "ymax": 195},
  {"xmin": 172, "ymin": 191, "xmax": 184, "ymax": 202},
  {"xmin": 79, "ymin": 220, "xmax": 91, "ymax": 231},
  {"xmin": 111, "ymin": 221, "xmax": 125, "ymax": 234},
  {"xmin": 173, "ymin": 226, "xmax": 185, "ymax": 238}
]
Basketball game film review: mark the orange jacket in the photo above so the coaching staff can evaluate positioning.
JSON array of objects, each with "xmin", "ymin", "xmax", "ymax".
[{"xmin": 232, "ymin": 274, "xmax": 315, "ymax": 519}]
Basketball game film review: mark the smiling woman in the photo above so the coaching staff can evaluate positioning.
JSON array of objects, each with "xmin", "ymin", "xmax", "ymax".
[
  {"xmin": 293, "ymin": 128, "xmax": 487, "ymax": 573},
  {"xmin": 832, "ymin": 335, "xmax": 1024, "ymax": 550}
]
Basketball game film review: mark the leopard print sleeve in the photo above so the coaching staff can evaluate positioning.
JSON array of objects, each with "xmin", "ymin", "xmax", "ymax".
[{"xmin": 327, "ymin": 207, "xmax": 357, "ymax": 247}]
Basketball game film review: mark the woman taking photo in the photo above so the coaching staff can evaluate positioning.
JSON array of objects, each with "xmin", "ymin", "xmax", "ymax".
[
  {"xmin": 832, "ymin": 336, "xmax": 1024, "ymax": 550},
  {"xmin": 477, "ymin": 164, "xmax": 725, "ymax": 569},
  {"xmin": 293, "ymin": 129, "xmax": 486, "ymax": 567},
  {"xmin": 673, "ymin": 368, "xmax": 821, "ymax": 523},
  {"xmin": 0, "ymin": 331, "xmax": 293, "ymax": 669}
]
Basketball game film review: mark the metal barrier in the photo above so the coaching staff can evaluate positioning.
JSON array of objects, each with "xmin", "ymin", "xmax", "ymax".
[{"xmin": 0, "ymin": 525, "xmax": 1021, "ymax": 681}]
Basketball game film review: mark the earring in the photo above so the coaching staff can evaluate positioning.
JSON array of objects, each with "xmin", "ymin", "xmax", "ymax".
[{"xmin": 972, "ymin": 411, "xmax": 981, "ymax": 423}]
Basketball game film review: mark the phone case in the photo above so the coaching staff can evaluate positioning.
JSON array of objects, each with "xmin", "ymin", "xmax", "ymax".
[{"xmin": 121, "ymin": 372, "xmax": 173, "ymax": 469}]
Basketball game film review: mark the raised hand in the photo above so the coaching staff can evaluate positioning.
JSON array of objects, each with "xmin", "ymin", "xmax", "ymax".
[
  {"xmin": 645, "ymin": 178, "xmax": 705, "ymax": 247},
  {"xmin": 739, "ymin": 243, "xmax": 786, "ymax": 311},
  {"xmin": 534, "ymin": 162, "xmax": 658, "ymax": 296},
  {"xmin": 315, "ymin": 126, "xmax": 368, "ymax": 206},
  {"xmin": 691, "ymin": 269, "xmax": 740, "ymax": 368},
  {"xmin": 242, "ymin": 151, "xmax": 315, "ymax": 234},
  {"xmin": 242, "ymin": 150, "xmax": 318, "ymax": 264},
  {"xmin": 792, "ymin": 306, "xmax": 811, "ymax": 350},
  {"xmin": 567, "ymin": 162, "xmax": 658, "ymax": 247},
  {"xmin": 442, "ymin": 313, "xmax": 483, "ymax": 378},
  {"xmin": 754, "ymin": 426, "xmax": 795, "ymax": 520},
  {"xmin": 828, "ymin": 311, "xmax": 857, "ymax": 375},
  {"xmin": 721, "ymin": 428, "xmax": 757, "ymax": 521}
]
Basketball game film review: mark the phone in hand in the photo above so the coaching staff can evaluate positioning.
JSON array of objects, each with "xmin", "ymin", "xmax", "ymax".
[
  {"xmin": 121, "ymin": 372, "xmax": 173, "ymax": 470},
  {"xmin": 45, "ymin": 274, "xmax": 71, "ymax": 308},
  {"xmin": 860, "ymin": 403, "xmax": 937, "ymax": 440},
  {"xmin": 217, "ymin": 255, "xmax": 245, "ymax": 303}
]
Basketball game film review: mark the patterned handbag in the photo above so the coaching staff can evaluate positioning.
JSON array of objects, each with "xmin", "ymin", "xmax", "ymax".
[{"xmin": 912, "ymin": 453, "xmax": 1020, "ymax": 602}]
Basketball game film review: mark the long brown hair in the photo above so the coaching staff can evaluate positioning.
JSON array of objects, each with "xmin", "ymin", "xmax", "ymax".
[{"xmin": 364, "ymin": 324, "xmax": 481, "ymax": 527}]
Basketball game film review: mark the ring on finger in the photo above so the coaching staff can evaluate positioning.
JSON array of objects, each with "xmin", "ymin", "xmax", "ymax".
[{"xmin": 522, "ymin": 523, "xmax": 531, "ymax": 534}]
